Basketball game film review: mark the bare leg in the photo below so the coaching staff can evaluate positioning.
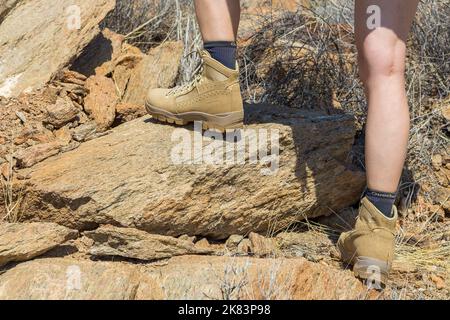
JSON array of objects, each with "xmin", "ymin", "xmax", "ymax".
[
  {"xmin": 355, "ymin": 0, "xmax": 419, "ymax": 193},
  {"xmin": 145, "ymin": 1, "xmax": 244, "ymax": 129},
  {"xmin": 194, "ymin": 0, "xmax": 241, "ymax": 42}
]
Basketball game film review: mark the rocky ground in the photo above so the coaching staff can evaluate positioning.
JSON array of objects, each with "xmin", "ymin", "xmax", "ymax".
[{"xmin": 0, "ymin": 0, "xmax": 448, "ymax": 300}]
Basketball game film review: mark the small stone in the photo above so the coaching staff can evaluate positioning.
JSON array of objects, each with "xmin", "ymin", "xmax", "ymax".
[
  {"xmin": 59, "ymin": 141, "xmax": 80, "ymax": 153},
  {"xmin": 84, "ymin": 75, "xmax": 118, "ymax": 131},
  {"xmin": 178, "ymin": 234, "xmax": 196, "ymax": 243},
  {"xmin": 15, "ymin": 172, "xmax": 32, "ymax": 180},
  {"xmin": 248, "ymin": 232, "xmax": 277, "ymax": 257},
  {"xmin": 442, "ymin": 104, "xmax": 450, "ymax": 122},
  {"xmin": 194, "ymin": 238, "xmax": 211, "ymax": 249},
  {"xmin": 442, "ymin": 230, "xmax": 450, "ymax": 241},
  {"xmin": 54, "ymin": 126, "xmax": 72, "ymax": 146},
  {"xmin": 45, "ymin": 97, "xmax": 79, "ymax": 128},
  {"xmin": 123, "ymin": 41, "xmax": 184, "ymax": 106},
  {"xmin": 237, "ymin": 238, "xmax": 252, "ymax": 255},
  {"xmin": 431, "ymin": 154, "xmax": 443, "ymax": 171},
  {"xmin": 15, "ymin": 111, "xmax": 27, "ymax": 123},
  {"xmin": 0, "ymin": 145, "xmax": 8, "ymax": 159},
  {"xmin": 392, "ymin": 260, "xmax": 418, "ymax": 273},
  {"xmin": 14, "ymin": 142, "xmax": 61, "ymax": 168},
  {"xmin": 115, "ymin": 102, "xmax": 146, "ymax": 123},
  {"xmin": 14, "ymin": 123, "xmax": 54, "ymax": 146},
  {"xmin": 430, "ymin": 275, "xmax": 446, "ymax": 290},
  {"xmin": 1, "ymin": 162, "xmax": 10, "ymax": 179},
  {"xmin": 111, "ymin": 53, "xmax": 143, "ymax": 96},
  {"xmin": 71, "ymin": 122, "xmax": 97, "ymax": 142},
  {"xmin": 60, "ymin": 69, "xmax": 87, "ymax": 84},
  {"xmin": 225, "ymin": 234, "xmax": 244, "ymax": 251}
]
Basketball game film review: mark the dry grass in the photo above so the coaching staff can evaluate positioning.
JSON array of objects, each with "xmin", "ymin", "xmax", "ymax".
[
  {"xmin": 0, "ymin": 154, "xmax": 23, "ymax": 223},
  {"xmin": 103, "ymin": 0, "xmax": 202, "ymax": 85},
  {"xmin": 216, "ymin": 258, "xmax": 251, "ymax": 300},
  {"xmin": 396, "ymin": 243, "xmax": 449, "ymax": 276}
]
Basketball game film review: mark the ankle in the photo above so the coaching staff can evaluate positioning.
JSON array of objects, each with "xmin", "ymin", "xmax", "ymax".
[
  {"xmin": 365, "ymin": 188, "xmax": 397, "ymax": 218},
  {"xmin": 204, "ymin": 41, "xmax": 237, "ymax": 69}
]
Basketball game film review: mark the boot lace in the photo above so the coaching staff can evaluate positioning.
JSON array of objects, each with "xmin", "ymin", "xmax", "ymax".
[{"xmin": 167, "ymin": 50, "xmax": 204, "ymax": 97}]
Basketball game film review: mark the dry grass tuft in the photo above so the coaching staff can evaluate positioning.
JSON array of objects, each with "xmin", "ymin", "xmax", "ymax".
[{"xmin": 1, "ymin": 154, "xmax": 23, "ymax": 223}]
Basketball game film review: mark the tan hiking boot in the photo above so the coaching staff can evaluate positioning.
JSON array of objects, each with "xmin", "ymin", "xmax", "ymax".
[
  {"xmin": 145, "ymin": 50, "xmax": 244, "ymax": 131},
  {"xmin": 337, "ymin": 197, "xmax": 398, "ymax": 285}
]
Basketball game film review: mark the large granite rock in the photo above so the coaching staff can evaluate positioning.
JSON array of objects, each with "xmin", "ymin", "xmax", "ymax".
[
  {"xmin": 0, "ymin": 258, "xmax": 160, "ymax": 300},
  {"xmin": 0, "ymin": 256, "xmax": 372, "ymax": 300},
  {"xmin": 143, "ymin": 255, "xmax": 371, "ymax": 300},
  {"xmin": 16, "ymin": 104, "xmax": 365, "ymax": 239}
]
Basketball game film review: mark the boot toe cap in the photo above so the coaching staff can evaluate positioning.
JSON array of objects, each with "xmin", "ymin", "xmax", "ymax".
[{"xmin": 145, "ymin": 88, "xmax": 173, "ymax": 110}]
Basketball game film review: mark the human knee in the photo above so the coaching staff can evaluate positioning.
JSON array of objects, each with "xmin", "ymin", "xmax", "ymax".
[{"xmin": 358, "ymin": 28, "xmax": 406, "ymax": 81}]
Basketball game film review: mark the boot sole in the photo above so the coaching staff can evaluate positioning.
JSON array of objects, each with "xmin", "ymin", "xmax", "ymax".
[
  {"xmin": 145, "ymin": 104, "xmax": 244, "ymax": 132},
  {"xmin": 337, "ymin": 242, "xmax": 390, "ymax": 286},
  {"xmin": 353, "ymin": 256, "xmax": 389, "ymax": 287}
]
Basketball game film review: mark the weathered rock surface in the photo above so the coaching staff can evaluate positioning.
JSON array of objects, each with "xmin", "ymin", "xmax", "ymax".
[
  {"xmin": 14, "ymin": 122, "xmax": 54, "ymax": 145},
  {"xmin": 71, "ymin": 122, "xmax": 98, "ymax": 142},
  {"xmin": 85, "ymin": 225, "xmax": 215, "ymax": 260},
  {"xmin": 115, "ymin": 102, "xmax": 146, "ymax": 123},
  {"xmin": 0, "ymin": 223, "xmax": 78, "ymax": 267},
  {"xmin": 143, "ymin": 255, "xmax": 371, "ymax": 300},
  {"xmin": 237, "ymin": 239, "xmax": 253, "ymax": 255},
  {"xmin": 14, "ymin": 142, "xmax": 62, "ymax": 168},
  {"xmin": 84, "ymin": 75, "xmax": 118, "ymax": 131},
  {"xmin": 194, "ymin": 238, "xmax": 212, "ymax": 250},
  {"xmin": 0, "ymin": 0, "xmax": 20, "ymax": 23},
  {"xmin": 0, "ymin": 258, "xmax": 160, "ymax": 300},
  {"xmin": 110, "ymin": 43, "xmax": 145, "ymax": 97},
  {"xmin": 44, "ymin": 97, "xmax": 80, "ymax": 128},
  {"xmin": 0, "ymin": 256, "xmax": 372, "ymax": 300},
  {"xmin": 0, "ymin": 0, "xmax": 116, "ymax": 97},
  {"xmin": 248, "ymin": 232, "xmax": 278, "ymax": 257},
  {"xmin": 123, "ymin": 41, "xmax": 184, "ymax": 106},
  {"xmin": 225, "ymin": 234, "xmax": 245, "ymax": 251},
  {"xmin": 17, "ymin": 104, "xmax": 365, "ymax": 239}
]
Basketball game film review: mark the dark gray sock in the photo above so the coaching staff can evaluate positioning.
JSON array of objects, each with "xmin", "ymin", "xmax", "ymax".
[
  {"xmin": 365, "ymin": 189, "xmax": 397, "ymax": 218},
  {"xmin": 204, "ymin": 41, "xmax": 237, "ymax": 69}
]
